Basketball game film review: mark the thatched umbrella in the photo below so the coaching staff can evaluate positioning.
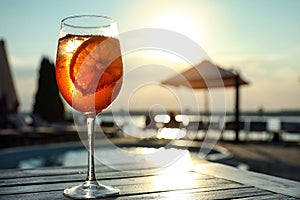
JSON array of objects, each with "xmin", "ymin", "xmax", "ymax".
[{"xmin": 162, "ymin": 60, "xmax": 249, "ymax": 142}]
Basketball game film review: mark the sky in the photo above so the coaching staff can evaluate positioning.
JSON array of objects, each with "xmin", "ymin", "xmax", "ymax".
[{"xmin": 0, "ymin": 0, "xmax": 299, "ymax": 113}]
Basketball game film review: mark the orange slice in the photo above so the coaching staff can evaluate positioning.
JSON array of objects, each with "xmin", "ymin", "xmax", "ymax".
[{"xmin": 70, "ymin": 36, "xmax": 123, "ymax": 96}]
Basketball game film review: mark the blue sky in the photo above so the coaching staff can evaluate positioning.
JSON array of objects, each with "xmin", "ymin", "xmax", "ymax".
[{"xmin": 1, "ymin": 0, "xmax": 299, "ymax": 112}]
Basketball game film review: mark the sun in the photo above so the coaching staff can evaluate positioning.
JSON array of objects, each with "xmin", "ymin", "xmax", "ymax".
[{"xmin": 152, "ymin": 12, "xmax": 202, "ymax": 44}]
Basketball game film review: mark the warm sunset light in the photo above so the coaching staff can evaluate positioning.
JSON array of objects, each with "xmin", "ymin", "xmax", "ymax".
[
  {"xmin": 152, "ymin": 12, "xmax": 203, "ymax": 44},
  {"xmin": 1, "ymin": 1, "xmax": 300, "ymax": 199},
  {"xmin": 1, "ymin": 1, "xmax": 298, "ymax": 112}
]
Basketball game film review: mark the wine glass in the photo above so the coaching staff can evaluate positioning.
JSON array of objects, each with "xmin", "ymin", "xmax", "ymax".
[{"xmin": 56, "ymin": 15, "xmax": 123, "ymax": 199}]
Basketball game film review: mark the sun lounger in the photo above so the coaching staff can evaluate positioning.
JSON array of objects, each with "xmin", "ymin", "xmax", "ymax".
[{"xmin": 280, "ymin": 122, "xmax": 300, "ymax": 134}]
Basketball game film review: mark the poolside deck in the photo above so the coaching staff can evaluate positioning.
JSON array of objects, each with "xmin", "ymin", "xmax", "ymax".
[{"xmin": 0, "ymin": 158, "xmax": 299, "ymax": 199}]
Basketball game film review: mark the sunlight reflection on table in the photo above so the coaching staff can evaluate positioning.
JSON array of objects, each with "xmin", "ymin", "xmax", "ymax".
[
  {"xmin": 138, "ymin": 146, "xmax": 194, "ymax": 172},
  {"xmin": 148, "ymin": 149, "xmax": 198, "ymax": 198}
]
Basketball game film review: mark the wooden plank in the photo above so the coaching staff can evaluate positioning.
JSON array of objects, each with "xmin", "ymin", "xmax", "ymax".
[
  {"xmin": 0, "ymin": 161, "xmax": 161, "ymax": 180},
  {"xmin": 0, "ymin": 166, "xmax": 87, "ymax": 180},
  {"xmin": 0, "ymin": 183, "xmax": 251, "ymax": 200},
  {"xmin": 0, "ymin": 171, "xmax": 225, "ymax": 195},
  {"xmin": 108, "ymin": 187, "xmax": 274, "ymax": 200},
  {"xmin": 193, "ymin": 162, "xmax": 300, "ymax": 198},
  {"xmin": 0, "ymin": 190, "xmax": 69, "ymax": 200},
  {"xmin": 0, "ymin": 165, "xmax": 292, "ymax": 200},
  {"xmin": 116, "ymin": 175, "xmax": 242, "ymax": 196},
  {"xmin": 233, "ymin": 194, "xmax": 296, "ymax": 200},
  {"xmin": 0, "ymin": 170, "xmax": 211, "ymax": 188},
  {"xmin": 0, "ymin": 173, "xmax": 85, "ymax": 187},
  {"xmin": 0, "ymin": 157, "xmax": 297, "ymax": 199}
]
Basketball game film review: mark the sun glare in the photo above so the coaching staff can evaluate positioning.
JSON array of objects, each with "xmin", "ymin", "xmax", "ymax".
[{"xmin": 152, "ymin": 12, "xmax": 202, "ymax": 44}]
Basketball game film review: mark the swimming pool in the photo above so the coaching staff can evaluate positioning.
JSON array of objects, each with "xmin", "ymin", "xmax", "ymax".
[{"xmin": 0, "ymin": 139, "xmax": 234, "ymax": 170}]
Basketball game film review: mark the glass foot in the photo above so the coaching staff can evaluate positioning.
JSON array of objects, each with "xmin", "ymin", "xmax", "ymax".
[{"xmin": 63, "ymin": 180, "xmax": 120, "ymax": 199}]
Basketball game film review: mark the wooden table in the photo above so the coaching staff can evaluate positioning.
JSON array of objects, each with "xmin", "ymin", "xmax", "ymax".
[{"xmin": 0, "ymin": 159, "xmax": 299, "ymax": 199}]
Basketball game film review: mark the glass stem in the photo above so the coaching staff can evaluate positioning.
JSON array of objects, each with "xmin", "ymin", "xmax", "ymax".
[{"xmin": 86, "ymin": 115, "xmax": 97, "ymax": 182}]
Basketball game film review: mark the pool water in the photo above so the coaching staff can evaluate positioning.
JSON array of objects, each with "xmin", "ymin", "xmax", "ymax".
[{"xmin": 0, "ymin": 142, "xmax": 226, "ymax": 170}]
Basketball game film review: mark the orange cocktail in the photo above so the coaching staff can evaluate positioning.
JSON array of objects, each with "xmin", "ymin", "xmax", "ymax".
[
  {"xmin": 56, "ymin": 15, "xmax": 122, "ymax": 198},
  {"xmin": 56, "ymin": 34, "xmax": 123, "ymax": 114}
]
